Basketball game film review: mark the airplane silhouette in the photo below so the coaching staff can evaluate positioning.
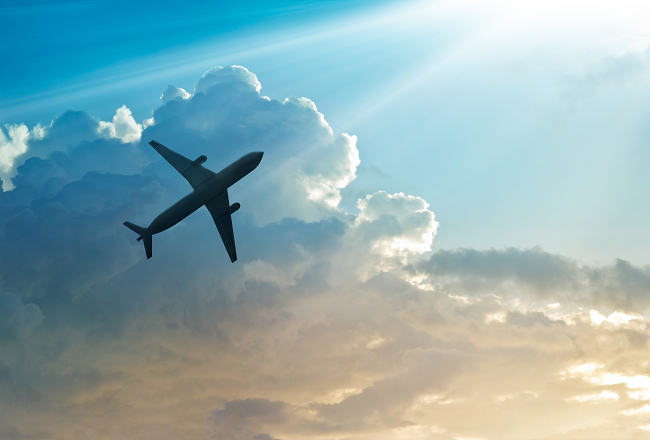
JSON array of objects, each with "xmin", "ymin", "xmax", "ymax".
[{"xmin": 124, "ymin": 140, "xmax": 263, "ymax": 262}]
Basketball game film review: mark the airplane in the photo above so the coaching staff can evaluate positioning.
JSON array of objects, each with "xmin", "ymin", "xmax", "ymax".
[{"xmin": 123, "ymin": 140, "xmax": 263, "ymax": 262}]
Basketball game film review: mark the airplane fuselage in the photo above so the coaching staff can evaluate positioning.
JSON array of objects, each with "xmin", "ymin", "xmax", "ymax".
[{"xmin": 148, "ymin": 152, "xmax": 263, "ymax": 235}]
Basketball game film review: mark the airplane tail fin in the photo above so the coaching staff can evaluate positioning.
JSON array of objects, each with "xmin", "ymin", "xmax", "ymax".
[{"xmin": 123, "ymin": 221, "xmax": 153, "ymax": 259}]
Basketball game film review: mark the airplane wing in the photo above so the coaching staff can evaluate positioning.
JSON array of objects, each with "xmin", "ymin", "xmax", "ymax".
[
  {"xmin": 149, "ymin": 140, "xmax": 215, "ymax": 189},
  {"xmin": 205, "ymin": 190, "xmax": 237, "ymax": 263}
]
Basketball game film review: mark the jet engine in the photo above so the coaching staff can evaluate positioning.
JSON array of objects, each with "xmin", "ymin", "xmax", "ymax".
[{"xmin": 191, "ymin": 155, "xmax": 207, "ymax": 167}]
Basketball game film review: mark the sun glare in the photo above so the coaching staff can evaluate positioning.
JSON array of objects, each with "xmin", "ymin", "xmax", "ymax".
[{"xmin": 416, "ymin": 0, "xmax": 650, "ymax": 52}]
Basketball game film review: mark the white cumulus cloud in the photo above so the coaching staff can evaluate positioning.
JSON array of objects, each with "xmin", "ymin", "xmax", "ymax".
[
  {"xmin": 0, "ymin": 123, "xmax": 43, "ymax": 190},
  {"xmin": 160, "ymin": 84, "xmax": 191, "ymax": 104},
  {"xmin": 195, "ymin": 65, "xmax": 262, "ymax": 94},
  {"xmin": 98, "ymin": 105, "xmax": 143, "ymax": 143}
]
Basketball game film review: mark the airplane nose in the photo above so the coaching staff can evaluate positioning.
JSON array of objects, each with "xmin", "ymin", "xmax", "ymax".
[{"xmin": 254, "ymin": 152, "xmax": 264, "ymax": 163}]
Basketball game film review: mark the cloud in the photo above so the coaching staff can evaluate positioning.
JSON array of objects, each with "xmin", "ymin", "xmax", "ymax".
[
  {"xmin": 0, "ymin": 123, "xmax": 43, "ymax": 191},
  {"xmin": 195, "ymin": 65, "xmax": 262, "ymax": 94},
  {"xmin": 160, "ymin": 84, "xmax": 191, "ymax": 104},
  {"xmin": 310, "ymin": 348, "xmax": 473, "ymax": 431},
  {"xmin": 143, "ymin": 65, "xmax": 360, "ymax": 222},
  {"xmin": 561, "ymin": 46, "xmax": 650, "ymax": 102},
  {"xmin": 1, "ymin": 106, "xmax": 144, "ymax": 191},
  {"xmin": 10, "ymin": 157, "xmax": 67, "ymax": 193},
  {"xmin": 414, "ymin": 246, "xmax": 579, "ymax": 292},
  {"xmin": 0, "ymin": 292, "xmax": 43, "ymax": 340},
  {"xmin": 412, "ymin": 247, "xmax": 650, "ymax": 310},
  {"xmin": 337, "ymin": 191, "xmax": 438, "ymax": 281},
  {"xmin": 0, "ymin": 172, "xmax": 160, "ymax": 301},
  {"xmin": 211, "ymin": 399, "xmax": 287, "ymax": 440},
  {"xmin": 356, "ymin": 191, "xmax": 437, "ymax": 258},
  {"xmin": 97, "ymin": 105, "xmax": 143, "ymax": 143},
  {"xmin": 2, "ymin": 65, "xmax": 650, "ymax": 440},
  {"xmin": 28, "ymin": 110, "xmax": 107, "ymax": 158}
]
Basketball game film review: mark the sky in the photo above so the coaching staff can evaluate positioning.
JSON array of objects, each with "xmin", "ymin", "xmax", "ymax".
[{"xmin": 2, "ymin": 0, "xmax": 650, "ymax": 439}]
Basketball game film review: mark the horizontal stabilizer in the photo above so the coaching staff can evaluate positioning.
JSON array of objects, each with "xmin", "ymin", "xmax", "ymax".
[
  {"xmin": 123, "ymin": 221, "xmax": 153, "ymax": 259},
  {"xmin": 124, "ymin": 221, "xmax": 147, "ymax": 236}
]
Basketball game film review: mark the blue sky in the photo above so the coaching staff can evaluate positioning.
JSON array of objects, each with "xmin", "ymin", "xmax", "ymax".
[{"xmin": 3, "ymin": 1, "xmax": 650, "ymax": 439}]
